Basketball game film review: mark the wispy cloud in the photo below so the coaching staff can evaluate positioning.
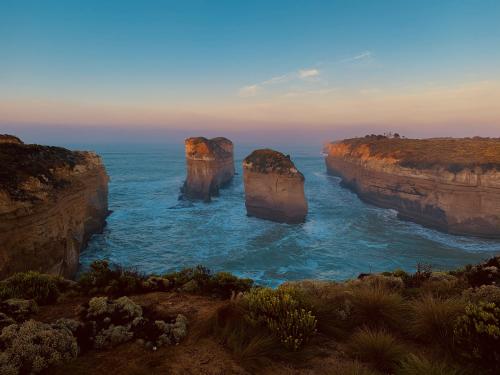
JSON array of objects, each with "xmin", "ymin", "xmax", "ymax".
[
  {"xmin": 238, "ymin": 67, "xmax": 321, "ymax": 97},
  {"xmin": 238, "ymin": 84, "xmax": 260, "ymax": 97},
  {"xmin": 341, "ymin": 51, "xmax": 372, "ymax": 63},
  {"xmin": 298, "ymin": 69, "xmax": 320, "ymax": 78}
]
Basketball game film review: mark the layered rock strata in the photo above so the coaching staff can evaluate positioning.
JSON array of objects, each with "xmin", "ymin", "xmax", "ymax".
[
  {"xmin": 243, "ymin": 149, "xmax": 308, "ymax": 223},
  {"xmin": 325, "ymin": 136, "xmax": 500, "ymax": 237},
  {"xmin": 181, "ymin": 137, "xmax": 235, "ymax": 201},
  {"xmin": 0, "ymin": 135, "xmax": 109, "ymax": 278}
]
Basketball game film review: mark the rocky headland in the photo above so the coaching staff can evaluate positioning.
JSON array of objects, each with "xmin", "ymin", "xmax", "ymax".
[
  {"xmin": 181, "ymin": 137, "xmax": 235, "ymax": 201},
  {"xmin": 325, "ymin": 136, "xmax": 500, "ymax": 237},
  {"xmin": 243, "ymin": 149, "xmax": 307, "ymax": 223},
  {"xmin": 0, "ymin": 135, "xmax": 109, "ymax": 279}
]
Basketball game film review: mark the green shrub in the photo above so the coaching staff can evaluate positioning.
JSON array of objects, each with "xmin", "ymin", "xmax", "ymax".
[
  {"xmin": 164, "ymin": 266, "xmax": 253, "ymax": 298},
  {"xmin": 243, "ymin": 287, "xmax": 317, "ymax": 350},
  {"xmin": 351, "ymin": 286, "xmax": 406, "ymax": 329},
  {"xmin": 78, "ymin": 260, "xmax": 146, "ymax": 295},
  {"xmin": 462, "ymin": 285, "xmax": 500, "ymax": 305},
  {"xmin": 347, "ymin": 327, "xmax": 406, "ymax": 372},
  {"xmin": 454, "ymin": 301, "xmax": 500, "ymax": 368},
  {"xmin": 461, "ymin": 257, "xmax": 500, "ymax": 287},
  {"xmin": 409, "ymin": 295, "xmax": 465, "ymax": 346},
  {"xmin": 0, "ymin": 271, "xmax": 63, "ymax": 304},
  {"xmin": 0, "ymin": 319, "xmax": 77, "ymax": 374},
  {"xmin": 397, "ymin": 354, "xmax": 463, "ymax": 375},
  {"xmin": 285, "ymin": 280, "xmax": 353, "ymax": 338}
]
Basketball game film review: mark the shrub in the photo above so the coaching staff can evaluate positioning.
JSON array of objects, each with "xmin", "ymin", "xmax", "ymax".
[
  {"xmin": 397, "ymin": 354, "xmax": 463, "ymax": 375},
  {"xmin": 355, "ymin": 274, "xmax": 405, "ymax": 292},
  {"xmin": 243, "ymin": 287, "xmax": 317, "ymax": 350},
  {"xmin": 462, "ymin": 285, "xmax": 500, "ymax": 305},
  {"xmin": 454, "ymin": 302, "xmax": 500, "ymax": 368},
  {"xmin": 404, "ymin": 264, "xmax": 432, "ymax": 288},
  {"xmin": 204, "ymin": 303, "xmax": 281, "ymax": 371},
  {"xmin": 0, "ymin": 319, "xmax": 77, "ymax": 374},
  {"xmin": 77, "ymin": 260, "xmax": 146, "ymax": 295},
  {"xmin": 0, "ymin": 271, "xmax": 63, "ymax": 305},
  {"xmin": 284, "ymin": 280, "xmax": 354, "ymax": 338},
  {"xmin": 459, "ymin": 256, "xmax": 500, "ymax": 287},
  {"xmin": 329, "ymin": 360, "xmax": 380, "ymax": 375},
  {"xmin": 409, "ymin": 295, "xmax": 465, "ymax": 346},
  {"xmin": 208, "ymin": 271, "xmax": 254, "ymax": 298},
  {"xmin": 347, "ymin": 327, "xmax": 406, "ymax": 372},
  {"xmin": 351, "ymin": 286, "xmax": 406, "ymax": 329},
  {"xmin": 418, "ymin": 273, "xmax": 464, "ymax": 299}
]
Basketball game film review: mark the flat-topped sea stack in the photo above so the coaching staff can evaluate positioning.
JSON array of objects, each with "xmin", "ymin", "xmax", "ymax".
[
  {"xmin": 325, "ymin": 136, "xmax": 500, "ymax": 237},
  {"xmin": 182, "ymin": 137, "xmax": 235, "ymax": 201},
  {"xmin": 0, "ymin": 135, "xmax": 109, "ymax": 279},
  {"xmin": 243, "ymin": 149, "xmax": 308, "ymax": 223}
]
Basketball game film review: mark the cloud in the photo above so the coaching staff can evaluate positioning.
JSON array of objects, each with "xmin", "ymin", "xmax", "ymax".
[
  {"xmin": 299, "ymin": 69, "xmax": 320, "ymax": 79},
  {"xmin": 238, "ymin": 84, "xmax": 260, "ymax": 97},
  {"xmin": 238, "ymin": 67, "xmax": 321, "ymax": 97},
  {"xmin": 341, "ymin": 51, "xmax": 372, "ymax": 63}
]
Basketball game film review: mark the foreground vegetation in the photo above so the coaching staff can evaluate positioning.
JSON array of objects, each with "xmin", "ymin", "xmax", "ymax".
[{"xmin": 0, "ymin": 257, "xmax": 499, "ymax": 374}]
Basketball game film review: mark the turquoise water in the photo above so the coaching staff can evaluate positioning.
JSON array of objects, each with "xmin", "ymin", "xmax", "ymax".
[{"xmin": 78, "ymin": 143, "xmax": 500, "ymax": 286}]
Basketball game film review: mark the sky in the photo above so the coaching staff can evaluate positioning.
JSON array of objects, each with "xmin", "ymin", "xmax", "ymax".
[{"xmin": 1, "ymin": 0, "xmax": 500, "ymax": 144}]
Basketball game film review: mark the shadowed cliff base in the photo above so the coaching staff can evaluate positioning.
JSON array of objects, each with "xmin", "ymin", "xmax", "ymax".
[
  {"xmin": 243, "ymin": 149, "xmax": 308, "ymax": 224},
  {"xmin": 0, "ymin": 135, "xmax": 109, "ymax": 279},
  {"xmin": 325, "ymin": 136, "xmax": 500, "ymax": 238},
  {"xmin": 181, "ymin": 137, "xmax": 235, "ymax": 202},
  {"xmin": 1, "ymin": 257, "xmax": 500, "ymax": 374}
]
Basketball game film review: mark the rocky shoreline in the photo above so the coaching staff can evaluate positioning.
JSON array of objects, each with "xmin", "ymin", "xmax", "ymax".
[{"xmin": 325, "ymin": 136, "xmax": 500, "ymax": 238}]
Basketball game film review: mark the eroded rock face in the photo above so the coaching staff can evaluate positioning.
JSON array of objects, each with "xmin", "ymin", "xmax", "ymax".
[
  {"xmin": 0, "ymin": 136, "xmax": 109, "ymax": 278},
  {"xmin": 325, "ymin": 137, "xmax": 500, "ymax": 237},
  {"xmin": 243, "ymin": 149, "xmax": 307, "ymax": 223},
  {"xmin": 181, "ymin": 137, "xmax": 235, "ymax": 201}
]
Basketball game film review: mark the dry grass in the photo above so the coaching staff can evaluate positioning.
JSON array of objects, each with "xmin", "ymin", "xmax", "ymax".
[
  {"xmin": 408, "ymin": 295, "xmax": 465, "ymax": 346},
  {"xmin": 346, "ymin": 327, "xmax": 407, "ymax": 372},
  {"xmin": 397, "ymin": 353, "xmax": 464, "ymax": 375},
  {"xmin": 337, "ymin": 137, "xmax": 500, "ymax": 172}
]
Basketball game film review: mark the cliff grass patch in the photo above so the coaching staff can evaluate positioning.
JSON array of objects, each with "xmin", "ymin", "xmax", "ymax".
[
  {"xmin": 337, "ymin": 136, "xmax": 500, "ymax": 172},
  {"xmin": 0, "ymin": 271, "xmax": 67, "ymax": 305}
]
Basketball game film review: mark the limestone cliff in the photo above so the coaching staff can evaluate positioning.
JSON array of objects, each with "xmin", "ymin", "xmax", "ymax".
[
  {"xmin": 325, "ymin": 136, "xmax": 500, "ymax": 237},
  {"xmin": 0, "ymin": 135, "xmax": 109, "ymax": 278},
  {"xmin": 243, "ymin": 149, "xmax": 308, "ymax": 223},
  {"xmin": 181, "ymin": 137, "xmax": 235, "ymax": 201}
]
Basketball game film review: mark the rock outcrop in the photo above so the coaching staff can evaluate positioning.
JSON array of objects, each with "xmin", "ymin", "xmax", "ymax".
[
  {"xmin": 0, "ymin": 135, "xmax": 109, "ymax": 279},
  {"xmin": 181, "ymin": 137, "xmax": 235, "ymax": 201},
  {"xmin": 325, "ymin": 136, "xmax": 500, "ymax": 237},
  {"xmin": 243, "ymin": 149, "xmax": 307, "ymax": 223}
]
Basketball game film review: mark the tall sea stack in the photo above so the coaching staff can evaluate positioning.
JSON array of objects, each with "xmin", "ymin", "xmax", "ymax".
[
  {"xmin": 182, "ymin": 137, "xmax": 235, "ymax": 201},
  {"xmin": 0, "ymin": 135, "xmax": 109, "ymax": 278},
  {"xmin": 243, "ymin": 149, "xmax": 307, "ymax": 223},
  {"xmin": 325, "ymin": 136, "xmax": 500, "ymax": 237}
]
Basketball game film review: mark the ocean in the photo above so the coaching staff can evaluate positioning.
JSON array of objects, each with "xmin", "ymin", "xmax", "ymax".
[{"xmin": 72, "ymin": 142, "xmax": 500, "ymax": 287}]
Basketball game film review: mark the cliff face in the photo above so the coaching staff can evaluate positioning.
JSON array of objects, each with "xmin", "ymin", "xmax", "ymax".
[
  {"xmin": 181, "ymin": 137, "xmax": 235, "ymax": 201},
  {"xmin": 0, "ymin": 135, "xmax": 109, "ymax": 278},
  {"xmin": 243, "ymin": 149, "xmax": 308, "ymax": 223},
  {"xmin": 325, "ymin": 137, "xmax": 500, "ymax": 237}
]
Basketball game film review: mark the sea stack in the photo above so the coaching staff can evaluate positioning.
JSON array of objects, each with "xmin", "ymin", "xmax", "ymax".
[
  {"xmin": 325, "ymin": 136, "xmax": 500, "ymax": 238},
  {"xmin": 0, "ymin": 135, "xmax": 109, "ymax": 278},
  {"xmin": 182, "ymin": 137, "xmax": 235, "ymax": 201},
  {"xmin": 243, "ymin": 149, "xmax": 307, "ymax": 223}
]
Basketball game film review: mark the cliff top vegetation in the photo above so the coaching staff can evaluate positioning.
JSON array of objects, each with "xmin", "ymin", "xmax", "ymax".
[
  {"xmin": 244, "ymin": 149, "xmax": 304, "ymax": 178},
  {"xmin": 333, "ymin": 136, "xmax": 500, "ymax": 172},
  {"xmin": 0, "ymin": 135, "xmax": 87, "ymax": 201},
  {"xmin": 185, "ymin": 136, "xmax": 233, "ymax": 159}
]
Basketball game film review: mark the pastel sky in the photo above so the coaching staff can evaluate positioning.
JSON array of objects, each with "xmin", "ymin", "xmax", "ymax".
[{"xmin": 1, "ymin": 0, "xmax": 500, "ymax": 143}]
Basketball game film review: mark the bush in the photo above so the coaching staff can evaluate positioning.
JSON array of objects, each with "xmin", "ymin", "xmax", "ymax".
[
  {"xmin": 351, "ymin": 286, "xmax": 406, "ymax": 329},
  {"xmin": 418, "ymin": 273, "xmax": 464, "ymax": 299},
  {"xmin": 78, "ymin": 260, "xmax": 146, "ymax": 296},
  {"xmin": 462, "ymin": 285, "xmax": 500, "ymax": 305},
  {"xmin": 164, "ymin": 266, "xmax": 253, "ymax": 298},
  {"xmin": 347, "ymin": 327, "xmax": 406, "ymax": 372},
  {"xmin": 458, "ymin": 256, "xmax": 500, "ymax": 287},
  {"xmin": 454, "ymin": 301, "xmax": 500, "ymax": 368},
  {"xmin": 409, "ymin": 295, "xmax": 465, "ymax": 346},
  {"xmin": 285, "ymin": 280, "xmax": 353, "ymax": 338},
  {"xmin": 0, "ymin": 319, "xmax": 77, "ymax": 374},
  {"xmin": 0, "ymin": 271, "xmax": 63, "ymax": 305},
  {"xmin": 243, "ymin": 287, "xmax": 317, "ymax": 350},
  {"xmin": 328, "ymin": 360, "xmax": 380, "ymax": 375},
  {"xmin": 397, "ymin": 354, "xmax": 463, "ymax": 375}
]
